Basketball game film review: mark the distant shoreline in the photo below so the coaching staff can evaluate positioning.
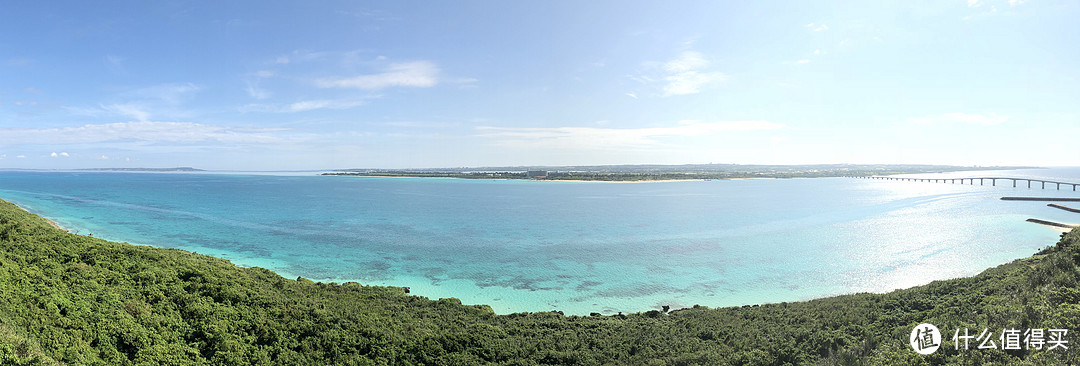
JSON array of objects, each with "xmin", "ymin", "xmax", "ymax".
[
  {"xmin": 328, "ymin": 174, "xmax": 720, "ymax": 183},
  {"xmin": 321, "ymin": 164, "xmax": 1033, "ymax": 182}
]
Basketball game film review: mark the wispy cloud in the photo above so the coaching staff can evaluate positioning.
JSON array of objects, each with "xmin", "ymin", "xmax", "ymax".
[
  {"xmin": 476, "ymin": 121, "xmax": 782, "ymax": 150},
  {"xmin": 908, "ymin": 113, "xmax": 1009, "ymax": 126},
  {"xmin": 104, "ymin": 54, "xmax": 126, "ymax": 74},
  {"xmin": 244, "ymin": 70, "xmax": 275, "ymax": 99},
  {"xmin": 660, "ymin": 51, "xmax": 726, "ymax": 97},
  {"xmin": 99, "ymin": 103, "xmax": 151, "ymax": 121},
  {"xmin": 285, "ymin": 99, "xmax": 368, "ymax": 112},
  {"xmin": 239, "ymin": 96, "xmax": 374, "ymax": 113},
  {"xmin": 316, "ymin": 61, "xmax": 440, "ymax": 90},
  {"xmin": 245, "ymin": 82, "xmax": 270, "ymax": 99},
  {"xmin": 120, "ymin": 82, "xmax": 201, "ymax": 104},
  {"xmin": 0, "ymin": 122, "xmax": 286, "ymax": 145},
  {"xmin": 806, "ymin": 23, "xmax": 829, "ymax": 32},
  {"xmin": 66, "ymin": 82, "xmax": 202, "ymax": 121},
  {"xmin": 5, "ymin": 58, "xmax": 33, "ymax": 66},
  {"xmin": 274, "ymin": 50, "xmax": 329, "ymax": 65}
]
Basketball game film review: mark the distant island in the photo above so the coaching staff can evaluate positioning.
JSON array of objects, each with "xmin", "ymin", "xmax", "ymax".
[
  {"xmin": 77, "ymin": 167, "xmax": 205, "ymax": 172},
  {"xmin": 323, "ymin": 164, "xmax": 1035, "ymax": 181}
]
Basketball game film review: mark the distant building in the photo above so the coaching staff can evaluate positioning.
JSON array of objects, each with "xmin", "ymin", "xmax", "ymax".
[{"xmin": 527, "ymin": 170, "xmax": 547, "ymax": 178}]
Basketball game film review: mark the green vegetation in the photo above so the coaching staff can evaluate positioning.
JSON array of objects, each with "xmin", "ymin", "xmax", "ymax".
[
  {"xmin": 323, "ymin": 164, "xmax": 1032, "ymax": 181},
  {"xmin": 1, "ymin": 197, "xmax": 1078, "ymax": 365}
]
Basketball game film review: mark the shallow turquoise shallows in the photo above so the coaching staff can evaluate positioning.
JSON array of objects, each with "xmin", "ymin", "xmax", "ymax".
[{"xmin": 1, "ymin": 168, "xmax": 1078, "ymax": 315}]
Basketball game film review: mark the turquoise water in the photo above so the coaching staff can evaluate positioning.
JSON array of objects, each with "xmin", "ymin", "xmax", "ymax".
[{"xmin": 1, "ymin": 168, "xmax": 1078, "ymax": 315}]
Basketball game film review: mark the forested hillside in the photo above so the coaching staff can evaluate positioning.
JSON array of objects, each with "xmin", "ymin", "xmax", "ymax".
[{"xmin": 1, "ymin": 197, "xmax": 1077, "ymax": 365}]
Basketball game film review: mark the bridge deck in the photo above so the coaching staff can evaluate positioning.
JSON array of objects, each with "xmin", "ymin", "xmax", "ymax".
[{"xmin": 854, "ymin": 176, "xmax": 1079, "ymax": 191}]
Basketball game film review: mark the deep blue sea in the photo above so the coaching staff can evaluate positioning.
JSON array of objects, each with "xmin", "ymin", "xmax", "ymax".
[{"xmin": 1, "ymin": 168, "xmax": 1078, "ymax": 315}]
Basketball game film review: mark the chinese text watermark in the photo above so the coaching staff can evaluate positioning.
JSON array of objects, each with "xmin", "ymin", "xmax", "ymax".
[{"xmin": 910, "ymin": 323, "xmax": 1068, "ymax": 354}]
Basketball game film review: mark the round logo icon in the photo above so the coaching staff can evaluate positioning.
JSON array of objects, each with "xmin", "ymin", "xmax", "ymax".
[{"xmin": 910, "ymin": 323, "xmax": 942, "ymax": 355}]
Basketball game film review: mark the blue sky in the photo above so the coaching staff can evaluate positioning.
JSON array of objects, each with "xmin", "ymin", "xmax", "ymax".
[{"xmin": 1, "ymin": 1, "xmax": 1077, "ymax": 170}]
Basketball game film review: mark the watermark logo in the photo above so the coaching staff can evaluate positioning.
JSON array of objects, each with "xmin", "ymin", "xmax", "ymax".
[
  {"xmin": 911, "ymin": 323, "xmax": 1069, "ymax": 354},
  {"xmin": 953, "ymin": 328, "xmax": 1068, "ymax": 351},
  {"xmin": 910, "ymin": 323, "xmax": 942, "ymax": 354}
]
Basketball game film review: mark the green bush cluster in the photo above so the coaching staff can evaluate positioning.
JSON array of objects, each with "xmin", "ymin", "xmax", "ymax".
[{"xmin": 0, "ymin": 197, "xmax": 1078, "ymax": 365}]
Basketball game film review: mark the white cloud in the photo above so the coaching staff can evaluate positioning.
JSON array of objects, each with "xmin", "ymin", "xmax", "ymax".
[
  {"xmin": 806, "ymin": 23, "xmax": 829, "ymax": 32},
  {"xmin": 625, "ymin": 92, "xmax": 638, "ymax": 99},
  {"xmin": 476, "ymin": 121, "xmax": 783, "ymax": 150},
  {"xmin": 968, "ymin": 0, "xmax": 981, "ymax": 7},
  {"xmin": 659, "ymin": 51, "xmax": 726, "ymax": 97},
  {"xmin": 316, "ymin": 61, "xmax": 440, "ymax": 90},
  {"xmin": 908, "ymin": 113, "xmax": 1009, "ymax": 126},
  {"xmin": 50, "ymin": 152, "xmax": 69, "ymax": 157},
  {"xmin": 664, "ymin": 51, "xmax": 710, "ymax": 73},
  {"xmin": 0, "ymin": 122, "xmax": 286, "ymax": 145},
  {"xmin": 1008, "ymin": 0, "xmax": 1026, "ymax": 5}
]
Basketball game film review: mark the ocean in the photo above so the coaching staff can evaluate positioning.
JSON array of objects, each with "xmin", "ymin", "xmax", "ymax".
[{"xmin": 1, "ymin": 167, "xmax": 1078, "ymax": 315}]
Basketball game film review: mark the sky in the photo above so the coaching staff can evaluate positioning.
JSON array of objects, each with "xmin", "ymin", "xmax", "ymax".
[{"xmin": 1, "ymin": 0, "xmax": 1078, "ymax": 170}]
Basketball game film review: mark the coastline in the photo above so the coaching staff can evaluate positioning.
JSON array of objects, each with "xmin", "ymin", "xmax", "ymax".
[{"xmin": 11, "ymin": 201, "xmax": 68, "ymax": 232}]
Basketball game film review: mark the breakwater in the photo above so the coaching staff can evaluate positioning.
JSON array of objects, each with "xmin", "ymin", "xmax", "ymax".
[
  {"xmin": 1049, "ymin": 204, "xmax": 1080, "ymax": 213},
  {"xmin": 1026, "ymin": 218, "xmax": 1078, "ymax": 229}
]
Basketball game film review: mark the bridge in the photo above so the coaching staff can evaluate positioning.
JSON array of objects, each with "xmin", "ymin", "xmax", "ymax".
[{"xmin": 854, "ymin": 176, "xmax": 1079, "ymax": 191}]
